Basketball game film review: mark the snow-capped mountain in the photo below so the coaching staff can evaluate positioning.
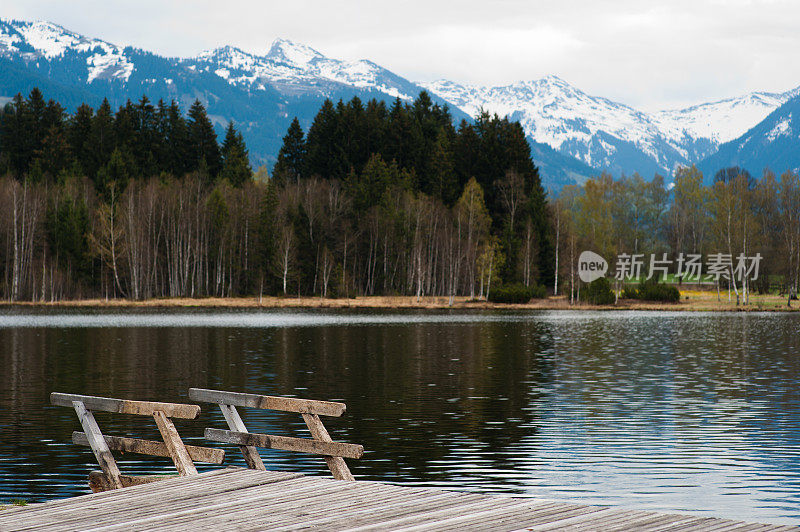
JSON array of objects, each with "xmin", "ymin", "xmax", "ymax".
[
  {"xmin": 1, "ymin": 17, "xmax": 799, "ymax": 189},
  {"xmin": 422, "ymin": 77, "xmax": 799, "ymax": 179},
  {"xmin": 192, "ymin": 40, "xmax": 421, "ymax": 101},
  {"xmin": 654, "ymin": 90, "xmax": 799, "ymax": 145},
  {"xmin": 0, "ymin": 18, "xmax": 462, "ymax": 171},
  {"xmin": 698, "ymin": 95, "xmax": 800, "ymax": 178},
  {"xmin": 0, "ymin": 19, "xmax": 133, "ymax": 83},
  {"xmin": 0, "ymin": 19, "xmax": 441, "ymax": 105}
]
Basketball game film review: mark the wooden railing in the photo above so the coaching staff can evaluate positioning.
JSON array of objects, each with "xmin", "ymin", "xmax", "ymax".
[
  {"xmin": 188, "ymin": 388, "xmax": 363, "ymax": 480},
  {"xmin": 51, "ymin": 392, "xmax": 224, "ymax": 492}
]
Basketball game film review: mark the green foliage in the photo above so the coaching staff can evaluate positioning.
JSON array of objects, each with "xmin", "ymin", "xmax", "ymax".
[
  {"xmin": 346, "ymin": 154, "xmax": 411, "ymax": 212},
  {"xmin": 276, "ymin": 92, "xmax": 552, "ymax": 287},
  {"xmin": 273, "ymin": 117, "xmax": 306, "ymax": 183},
  {"xmin": 488, "ymin": 282, "xmax": 546, "ymax": 303},
  {"xmin": 0, "ymin": 88, "xmax": 559, "ymax": 300},
  {"xmin": 96, "ymin": 147, "xmax": 135, "ymax": 199},
  {"xmin": 625, "ymin": 278, "xmax": 680, "ymax": 302},
  {"xmin": 621, "ymin": 285, "xmax": 639, "ymax": 299},
  {"xmin": 207, "ymin": 187, "xmax": 228, "ymax": 228},
  {"xmin": 0, "ymin": 89, "xmax": 252, "ymax": 189},
  {"xmin": 221, "ymin": 122, "xmax": 252, "ymax": 187},
  {"xmin": 0, "ymin": 89, "xmax": 65, "ymax": 176},
  {"xmin": 580, "ymin": 278, "xmax": 615, "ymax": 305},
  {"xmin": 188, "ymin": 99, "xmax": 222, "ymax": 181},
  {"xmin": 46, "ymin": 191, "xmax": 91, "ymax": 280},
  {"xmin": 87, "ymin": 98, "xmax": 114, "ymax": 180},
  {"xmin": 304, "ymin": 99, "xmax": 346, "ymax": 180}
]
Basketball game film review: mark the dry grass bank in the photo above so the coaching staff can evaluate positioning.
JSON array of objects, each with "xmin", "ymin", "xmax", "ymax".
[{"xmin": 2, "ymin": 290, "xmax": 798, "ymax": 311}]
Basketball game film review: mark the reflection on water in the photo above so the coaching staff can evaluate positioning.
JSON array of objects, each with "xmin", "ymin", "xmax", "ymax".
[{"xmin": 0, "ymin": 308, "xmax": 799, "ymax": 525}]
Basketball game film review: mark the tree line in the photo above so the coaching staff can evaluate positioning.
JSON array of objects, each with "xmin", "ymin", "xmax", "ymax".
[
  {"xmin": 0, "ymin": 88, "xmax": 252, "ymax": 193},
  {"xmin": 553, "ymin": 166, "xmax": 800, "ymax": 304},
  {"xmin": 0, "ymin": 89, "xmax": 554, "ymax": 301}
]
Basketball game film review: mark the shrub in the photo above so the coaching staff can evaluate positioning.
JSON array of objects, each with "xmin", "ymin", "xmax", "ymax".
[
  {"xmin": 638, "ymin": 280, "xmax": 680, "ymax": 302},
  {"xmin": 488, "ymin": 282, "xmax": 546, "ymax": 304},
  {"xmin": 580, "ymin": 277, "xmax": 615, "ymax": 305},
  {"xmin": 621, "ymin": 285, "xmax": 638, "ymax": 299},
  {"xmin": 627, "ymin": 278, "xmax": 680, "ymax": 302}
]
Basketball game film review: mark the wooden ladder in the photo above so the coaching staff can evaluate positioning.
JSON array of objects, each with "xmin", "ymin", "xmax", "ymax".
[
  {"xmin": 51, "ymin": 392, "xmax": 225, "ymax": 492},
  {"xmin": 188, "ymin": 388, "xmax": 363, "ymax": 480}
]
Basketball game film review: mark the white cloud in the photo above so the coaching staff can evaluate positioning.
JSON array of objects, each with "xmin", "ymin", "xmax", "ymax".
[{"xmin": 4, "ymin": 0, "xmax": 800, "ymax": 111}]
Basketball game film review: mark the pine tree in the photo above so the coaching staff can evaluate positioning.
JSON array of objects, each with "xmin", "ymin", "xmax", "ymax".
[
  {"xmin": 364, "ymin": 99, "xmax": 388, "ymax": 161},
  {"xmin": 429, "ymin": 128, "xmax": 458, "ymax": 205},
  {"xmin": 340, "ymin": 96, "xmax": 369, "ymax": 173},
  {"xmin": 165, "ymin": 100, "xmax": 190, "ymax": 176},
  {"xmin": 35, "ymin": 125, "xmax": 71, "ymax": 179},
  {"xmin": 132, "ymin": 96, "xmax": 158, "ymax": 177},
  {"xmin": 26, "ymin": 88, "xmax": 47, "ymax": 154},
  {"xmin": 111, "ymin": 101, "xmax": 140, "ymax": 181},
  {"xmin": 220, "ymin": 122, "xmax": 252, "ymax": 187},
  {"xmin": 385, "ymin": 97, "xmax": 415, "ymax": 169},
  {"xmin": 46, "ymin": 192, "xmax": 92, "ymax": 281},
  {"xmin": 0, "ymin": 94, "xmax": 28, "ymax": 175},
  {"xmin": 305, "ymin": 99, "xmax": 346, "ymax": 179},
  {"xmin": 114, "ymin": 100, "xmax": 137, "ymax": 150},
  {"xmin": 87, "ymin": 98, "xmax": 115, "ymax": 182},
  {"xmin": 187, "ymin": 99, "xmax": 222, "ymax": 181},
  {"xmin": 96, "ymin": 146, "xmax": 135, "ymax": 198},
  {"xmin": 273, "ymin": 117, "xmax": 306, "ymax": 184},
  {"xmin": 347, "ymin": 153, "xmax": 411, "ymax": 213},
  {"xmin": 67, "ymin": 103, "xmax": 94, "ymax": 176},
  {"xmin": 255, "ymin": 181, "xmax": 278, "ymax": 294}
]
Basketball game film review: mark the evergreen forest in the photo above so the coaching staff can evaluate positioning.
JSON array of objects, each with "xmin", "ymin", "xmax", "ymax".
[
  {"xmin": 0, "ymin": 88, "xmax": 552, "ymax": 301},
  {"xmin": 2, "ymin": 87, "xmax": 798, "ymax": 305}
]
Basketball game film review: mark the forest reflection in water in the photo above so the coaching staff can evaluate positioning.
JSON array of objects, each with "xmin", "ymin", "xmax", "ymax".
[{"xmin": 0, "ymin": 309, "xmax": 798, "ymax": 525}]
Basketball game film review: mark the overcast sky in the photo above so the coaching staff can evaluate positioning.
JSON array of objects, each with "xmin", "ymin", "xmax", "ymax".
[{"xmin": 5, "ymin": 0, "xmax": 800, "ymax": 112}]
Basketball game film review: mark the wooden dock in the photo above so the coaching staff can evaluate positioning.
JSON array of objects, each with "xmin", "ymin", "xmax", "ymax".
[{"xmin": 0, "ymin": 468, "xmax": 795, "ymax": 531}]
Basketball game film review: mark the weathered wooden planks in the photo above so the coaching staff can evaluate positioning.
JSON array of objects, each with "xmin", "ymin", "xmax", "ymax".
[
  {"xmin": 190, "ymin": 388, "xmax": 361, "ymax": 480},
  {"xmin": 0, "ymin": 469, "xmax": 796, "ymax": 532},
  {"xmin": 53, "ymin": 392, "xmax": 219, "ymax": 491},
  {"xmin": 217, "ymin": 403, "xmax": 266, "ymax": 470},
  {"xmin": 88, "ymin": 471, "xmax": 178, "ymax": 492},
  {"xmin": 205, "ymin": 428, "xmax": 364, "ymax": 459},
  {"xmin": 51, "ymin": 392, "xmax": 200, "ymax": 419},
  {"xmin": 189, "ymin": 387, "xmax": 346, "ymax": 417},
  {"xmin": 72, "ymin": 432, "xmax": 225, "ymax": 464},
  {"xmin": 71, "ymin": 400, "xmax": 123, "ymax": 490},
  {"xmin": 153, "ymin": 410, "xmax": 198, "ymax": 476},
  {"xmin": 303, "ymin": 412, "xmax": 355, "ymax": 480}
]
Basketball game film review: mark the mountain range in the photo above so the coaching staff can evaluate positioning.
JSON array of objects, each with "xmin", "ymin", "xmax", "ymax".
[{"xmin": 1, "ymin": 18, "xmax": 798, "ymax": 190}]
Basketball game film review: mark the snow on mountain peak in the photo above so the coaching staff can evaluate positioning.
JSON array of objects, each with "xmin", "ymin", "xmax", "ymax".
[
  {"xmin": 14, "ymin": 20, "xmax": 81, "ymax": 58},
  {"xmin": 190, "ymin": 38, "xmax": 414, "ymax": 100},
  {"xmin": 197, "ymin": 45, "xmax": 258, "ymax": 71},
  {"xmin": 654, "ymin": 90, "xmax": 796, "ymax": 145},
  {"xmin": 0, "ymin": 18, "xmax": 134, "ymax": 83},
  {"xmin": 767, "ymin": 114, "xmax": 792, "ymax": 142},
  {"xmin": 423, "ymin": 74, "xmax": 800, "ymax": 173},
  {"xmin": 266, "ymin": 38, "xmax": 324, "ymax": 66},
  {"xmin": 422, "ymin": 75, "xmax": 665, "ymax": 167}
]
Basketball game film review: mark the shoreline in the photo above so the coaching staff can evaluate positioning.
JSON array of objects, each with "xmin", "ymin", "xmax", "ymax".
[{"xmin": 1, "ymin": 294, "xmax": 797, "ymax": 312}]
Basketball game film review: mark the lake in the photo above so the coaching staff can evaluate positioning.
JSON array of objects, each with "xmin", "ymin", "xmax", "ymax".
[{"xmin": 0, "ymin": 308, "xmax": 798, "ymax": 525}]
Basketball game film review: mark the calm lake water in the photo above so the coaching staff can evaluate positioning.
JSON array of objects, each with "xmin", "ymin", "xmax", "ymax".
[{"xmin": 0, "ymin": 308, "xmax": 799, "ymax": 524}]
